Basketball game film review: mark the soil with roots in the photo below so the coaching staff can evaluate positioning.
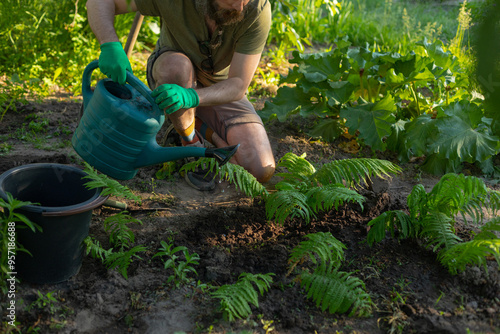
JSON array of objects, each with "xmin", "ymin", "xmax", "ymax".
[{"xmin": 0, "ymin": 98, "xmax": 498, "ymax": 334}]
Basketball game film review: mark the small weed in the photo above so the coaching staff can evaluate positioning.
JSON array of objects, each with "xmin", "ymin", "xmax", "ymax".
[
  {"xmin": 27, "ymin": 291, "xmax": 59, "ymax": 315},
  {"xmin": 153, "ymin": 240, "xmax": 200, "ymax": 288},
  {"xmin": 0, "ymin": 142, "xmax": 12, "ymax": 155}
]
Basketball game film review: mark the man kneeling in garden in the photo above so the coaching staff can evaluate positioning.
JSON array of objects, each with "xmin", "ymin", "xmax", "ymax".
[{"xmin": 86, "ymin": 0, "xmax": 275, "ymax": 190}]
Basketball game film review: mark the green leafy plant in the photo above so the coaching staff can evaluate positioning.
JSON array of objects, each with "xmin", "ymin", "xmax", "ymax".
[
  {"xmin": 103, "ymin": 245, "xmax": 147, "ymax": 279},
  {"xmin": 82, "ymin": 164, "xmax": 146, "ymax": 279},
  {"xmin": 180, "ymin": 159, "xmax": 269, "ymax": 198},
  {"xmin": 367, "ymin": 173, "xmax": 500, "ymax": 274},
  {"xmin": 26, "ymin": 291, "xmax": 59, "ymax": 315},
  {"xmin": 153, "ymin": 240, "xmax": 200, "ymax": 288},
  {"xmin": 211, "ymin": 273, "xmax": 274, "ymax": 321},
  {"xmin": 103, "ymin": 212, "xmax": 142, "ymax": 251},
  {"xmin": 266, "ymin": 152, "xmax": 400, "ymax": 225},
  {"xmin": 300, "ymin": 264, "xmax": 373, "ymax": 317},
  {"xmin": 288, "ymin": 232, "xmax": 373, "ymax": 316},
  {"xmin": 0, "ymin": 193, "xmax": 41, "ymax": 294},
  {"xmin": 84, "ymin": 236, "xmax": 146, "ymax": 280},
  {"xmin": 288, "ymin": 231, "xmax": 346, "ymax": 275},
  {"xmin": 259, "ymin": 37, "xmax": 498, "ymax": 175},
  {"xmin": 82, "ymin": 162, "xmax": 141, "ymax": 202},
  {"xmin": 83, "ymin": 236, "xmax": 112, "ymax": 260}
]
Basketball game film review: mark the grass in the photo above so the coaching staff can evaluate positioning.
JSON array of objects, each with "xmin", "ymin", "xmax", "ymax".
[
  {"xmin": 0, "ymin": 0, "xmax": 486, "ymax": 115},
  {"xmin": 331, "ymin": 0, "xmax": 460, "ymax": 52}
]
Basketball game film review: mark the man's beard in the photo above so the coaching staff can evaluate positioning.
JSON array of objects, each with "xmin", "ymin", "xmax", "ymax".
[{"xmin": 195, "ymin": 0, "xmax": 247, "ymax": 26}]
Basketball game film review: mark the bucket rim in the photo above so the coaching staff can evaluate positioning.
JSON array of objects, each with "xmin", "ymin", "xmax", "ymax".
[{"xmin": 0, "ymin": 163, "xmax": 107, "ymax": 215}]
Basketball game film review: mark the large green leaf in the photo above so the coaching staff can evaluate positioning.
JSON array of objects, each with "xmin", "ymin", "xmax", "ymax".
[
  {"xmin": 258, "ymin": 86, "xmax": 303, "ymax": 122},
  {"xmin": 430, "ymin": 102, "xmax": 500, "ymax": 163},
  {"xmin": 430, "ymin": 115, "xmax": 499, "ymax": 162},
  {"xmin": 386, "ymin": 119, "xmax": 411, "ymax": 161},
  {"xmin": 418, "ymin": 38, "xmax": 453, "ymax": 68},
  {"xmin": 340, "ymin": 96, "xmax": 396, "ymax": 151},
  {"xmin": 326, "ymin": 80, "xmax": 356, "ymax": 105},
  {"xmin": 421, "ymin": 153, "xmax": 462, "ymax": 175},
  {"xmin": 309, "ymin": 117, "xmax": 344, "ymax": 142},
  {"xmin": 404, "ymin": 114, "xmax": 437, "ymax": 156},
  {"xmin": 287, "ymin": 49, "xmax": 346, "ymax": 83}
]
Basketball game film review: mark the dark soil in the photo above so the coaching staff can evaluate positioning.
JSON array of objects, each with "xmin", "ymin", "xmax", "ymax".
[{"xmin": 0, "ymin": 99, "xmax": 498, "ymax": 334}]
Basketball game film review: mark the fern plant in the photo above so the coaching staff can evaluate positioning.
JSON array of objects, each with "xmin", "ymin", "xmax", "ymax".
[
  {"xmin": 103, "ymin": 211, "xmax": 142, "ymax": 252},
  {"xmin": 289, "ymin": 232, "xmax": 373, "ymax": 317},
  {"xmin": 211, "ymin": 272, "xmax": 274, "ymax": 321},
  {"xmin": 288, "ymin": 231, "xmax": 346, "ymax": 275},
  {"xmin": 103, "ymin": 245, "xmax": 147, "ymax": 279},
  {"xmin": 82, "ymin": 162, "xmax": 141, "ymax": 202},
  {"xmin": 83, "ymin": 236, "xmax": 112, "ymax": 261},
  {"xmin": 83, "ymin": 236, "xmax": 146, "ymax": 280},
  {"xmin": 82, "ymin": 164, "xmax": 146, "ymax": 279},
  {"xmin": 180, "ymin": 158, "xmax": 269, "ymax": 198},
  {"xmin": 300, "ymin": 264, "xmax": 373, "ymax": 317},
  {"xmin": 266, "ymin": 153, "xmax": 401, "ymax": 225},
  {"xmin": 367, "ymin": 173, "xmax": 500, "ymax": 274}
]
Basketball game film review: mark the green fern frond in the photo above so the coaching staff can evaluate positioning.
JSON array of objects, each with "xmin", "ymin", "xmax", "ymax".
[
  {"xmin": 407, "ymin": 184, "xmax": 429, "ymax": 222},
  {"xmin": 82, "ymin": 162, "xmax": 140, "ymax": 201},
  {"xmin": 475, "ymin": 217, "xmax": 500, "ymax": 240},
  {"xmin": 367, "ymin": 210, "xmax": 413, "ymax": 246},
  {"xmin": 211, "ymin": 273, "xmax": 274, "ymax": 321},
  {"xmin": 438, "ymin": 239, "xmax": 500, "ymax": 275},
  {"xmin": 428, "ymin": 173, "xmax": 489, "ymax": 223},
  {"xmin": 289, "ymin": 232, "xmax": 346, "ymax": 270},
  {"xmin": 103, "ymin": 211, "xmax": 142, "ymax": 251},
  {"xmin": 219, "ymin": 162, "xmax": 269, "ymax": 198},
  {"xmin": 83, "ymin": 236, "xmax": 112, "ymax": 261},
  {"xmin": 179, "ymin": 158, "xmax": 268, "ymax": 198},
  {"xmin": 300, "ymin": 265, "xmax": 373, "ymax": 317},
  {"xmin": 420, "ymin": 212, "xmax": 462, "ymax": 252},
  {"xmin": 276, "ymin": 152, "xmax": 316, "ymax": 185},
  {"xmin": 265, "ymin": 190, "xmax": 312, "ymax": 224},
  {"xmin": 312, "ymin": 158, "xmax": 401, "ymax": 189},
  {"xmin": 103, "ymin": 245, "xmax": 147, "ymax": 279},
  {"xmin": 488, "ymin": 189, "xmax": 500, "ymax": 213},
  {"xmin": 306, "ymin": 184, "xmax": 365, "ymax": 213}
]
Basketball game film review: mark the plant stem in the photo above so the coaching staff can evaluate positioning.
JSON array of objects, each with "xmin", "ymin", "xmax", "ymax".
[
  {"xmin": 410, "ymin": 82, "xmax": 420, "ymax": 117},
  {"xmin": 359, "ymin": 72, "xmax": 365, "ymax": 99}
]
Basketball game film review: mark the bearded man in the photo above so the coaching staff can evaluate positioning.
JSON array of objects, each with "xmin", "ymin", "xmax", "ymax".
[{"xmin": 86, "ymin": 0, "xmax": 275, "ymax": 191}]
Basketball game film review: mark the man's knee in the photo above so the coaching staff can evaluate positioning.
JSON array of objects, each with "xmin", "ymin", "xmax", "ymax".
[
  {"xmin": 252, "ymin": 164, "xmax": 275, "ymax": 184},
  {"xmin": 153, "ymin": 52, "xmax": 195, "ymax": 87}
]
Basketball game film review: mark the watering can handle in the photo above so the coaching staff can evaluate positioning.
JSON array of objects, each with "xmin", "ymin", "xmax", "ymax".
[
  {"xmin": 125, "ymin": 71, "xmax": 161, "ymax": 114},
  {"xmin": 82, "ymin": 60, "xmax": 161, "ymax": 113}
]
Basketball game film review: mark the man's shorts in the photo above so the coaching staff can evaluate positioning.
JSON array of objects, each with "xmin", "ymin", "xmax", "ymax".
[{"xmin": 146, "ymin": 46, "xmax": 264, "ymax": 142}]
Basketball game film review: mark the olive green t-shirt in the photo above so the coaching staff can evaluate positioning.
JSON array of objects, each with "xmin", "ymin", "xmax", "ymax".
[{"xmin": 135, "ymin": 0, "xmax": 271, "ymax": 85}]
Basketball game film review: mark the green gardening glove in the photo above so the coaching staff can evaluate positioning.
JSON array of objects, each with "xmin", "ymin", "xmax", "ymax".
[
  {"xmin": 151, "ymin": 84, "xmax": 200, "ymax": 114},
  {"xmin": 99, "ymin": 41, "xmax": 132, "ymax": 85}
]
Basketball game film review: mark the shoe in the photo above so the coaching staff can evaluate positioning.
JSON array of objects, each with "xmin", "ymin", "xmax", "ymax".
[{"xmin": 184, "ymin": 168, "xmax": 216, "ymax": 191}]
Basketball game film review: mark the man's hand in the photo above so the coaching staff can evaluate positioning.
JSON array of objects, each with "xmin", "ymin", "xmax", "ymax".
[
  {"xmin": 152, "ymin": 84, "xmax": 200, "ymax": 114},
  {"xmin": 99, "ymin": 41, "xmax": 132, "ymax": 85}
]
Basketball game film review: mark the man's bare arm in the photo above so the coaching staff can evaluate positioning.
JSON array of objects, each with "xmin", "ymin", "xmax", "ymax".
[
  {"xmin": 86, "ymin": 0, "xmax": 137, "ymax": 44},
  {"xmin": 196, "ymin": 52, "xmax": 262, "ymax": 106}
]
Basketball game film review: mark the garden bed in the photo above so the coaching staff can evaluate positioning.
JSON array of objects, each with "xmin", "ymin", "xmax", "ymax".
[{"xmin": 0, "ymin": 99, "xmax": 498, "ymax": 334}]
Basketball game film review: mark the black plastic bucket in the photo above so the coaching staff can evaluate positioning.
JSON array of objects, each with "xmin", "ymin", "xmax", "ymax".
[{"xmin": 0, "ymin": 163, "xmax": 107, "ymax": 284}]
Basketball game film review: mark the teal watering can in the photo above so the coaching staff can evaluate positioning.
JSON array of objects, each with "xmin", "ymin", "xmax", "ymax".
[{"xmin": 72, "ymin": 60, "xmax": 239, "ymax": 180}]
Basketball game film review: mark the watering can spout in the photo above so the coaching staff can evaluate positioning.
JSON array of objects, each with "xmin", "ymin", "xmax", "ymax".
[
  {"xmin": 205, "ymin": 144, "xmax": 240, "ymax": 165},
  {"xmin": 135, "ymin": 142, "xmax": 240, "ymax": 169}
]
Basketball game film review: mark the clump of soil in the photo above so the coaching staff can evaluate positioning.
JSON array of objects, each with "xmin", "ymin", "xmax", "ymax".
[{"xmin": 0, "ymin": 100, "xmax": 498, "ymax": 334}]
